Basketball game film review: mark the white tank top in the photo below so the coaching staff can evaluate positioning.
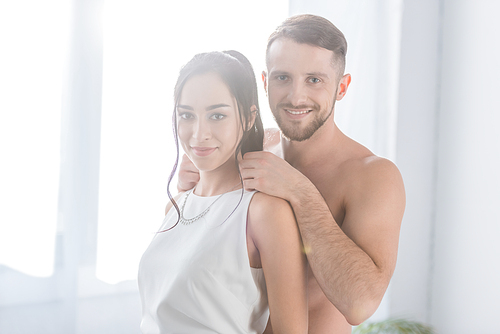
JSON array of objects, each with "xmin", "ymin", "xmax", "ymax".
[{"xmin": 138, "ymin": 188, "xmax": 269, "ymax": 334}]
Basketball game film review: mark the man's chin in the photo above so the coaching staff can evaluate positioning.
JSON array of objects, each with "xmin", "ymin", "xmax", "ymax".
[
  {"xmin": 277, "ymin": 111, "xmax": 331, "ymax": 142},
  {"xmin": 280, "ymin": 127, "xmax": 316, "ymax": 142}
]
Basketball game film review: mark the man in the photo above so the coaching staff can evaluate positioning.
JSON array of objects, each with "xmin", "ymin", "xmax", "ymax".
[{"xmin": 178, "ymin": 14, "xmax": 405, "ymax": 333}]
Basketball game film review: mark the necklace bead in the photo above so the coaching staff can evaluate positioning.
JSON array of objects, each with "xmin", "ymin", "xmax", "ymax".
[{"xmin": 179, "ymin": 183, "xmax": 241, "ymax": 225}]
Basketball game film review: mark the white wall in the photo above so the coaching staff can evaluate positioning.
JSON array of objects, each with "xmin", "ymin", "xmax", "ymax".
[
  {"xmin": 389, "ymin": 1, "xmax": 500, "ymax": 331},
  {"xmin": 391, "ymin": 0, "xmax": 442, "ymax": 323},
  {"xmin": 431, "ymin": 0, "xmax": 500, "ymax": 332}
]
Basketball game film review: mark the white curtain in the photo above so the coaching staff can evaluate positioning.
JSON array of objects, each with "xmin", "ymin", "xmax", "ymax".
[{"xmin": 0, "ymin": 0, "xmax": 69, "ymax": 277}]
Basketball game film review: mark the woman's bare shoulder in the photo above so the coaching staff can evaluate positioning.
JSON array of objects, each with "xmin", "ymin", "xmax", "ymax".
[
  {"xmin": 248, "ymin": 192, "xmax": 296, "ymax": 238},
  {"xmin": 165, "ymin": 192, "xmax": 185, "ymax": 215},
  {"xmin": 250, "ymin": 191, "xmax": 291, "ymax": 214}
]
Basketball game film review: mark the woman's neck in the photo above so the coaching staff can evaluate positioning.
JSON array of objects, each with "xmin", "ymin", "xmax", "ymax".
[{"xmin": 194, "ymin": 159, "xmax": 242, "ymax": 197}]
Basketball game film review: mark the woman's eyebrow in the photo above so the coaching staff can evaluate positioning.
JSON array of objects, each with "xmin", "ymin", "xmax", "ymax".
[
  {"xmin": 176, "ymin": 104, "xmax": 193, "ymax": 110},
  {"xmin": 206, "ymin": 103, "xmax": 231, "ymax": 111}
]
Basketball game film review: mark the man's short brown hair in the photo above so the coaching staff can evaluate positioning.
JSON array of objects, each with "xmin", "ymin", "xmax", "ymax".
[{"xmin": 266, "ymin": 14, "xmax": 348, "ymax": 78}]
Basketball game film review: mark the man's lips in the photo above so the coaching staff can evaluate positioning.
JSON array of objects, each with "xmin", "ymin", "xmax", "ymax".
[
  {"xmin": 191, "ymin": 146, "xmax": 217, "ymax": 157},
  {"xmin": 283, "ymin": 108, "xmax": 312, "ymax": 119},
  {"xmin": 284, "ymin": 109, "xmax": 312, "ymax": 115}
]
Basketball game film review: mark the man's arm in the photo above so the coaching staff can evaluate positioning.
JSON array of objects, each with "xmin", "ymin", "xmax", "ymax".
[{"xmin": 239, "ymin": 152, "xmax": 405, "ymax": 325}]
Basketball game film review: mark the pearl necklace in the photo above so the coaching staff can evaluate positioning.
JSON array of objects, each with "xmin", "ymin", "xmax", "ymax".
[{"xmin": 179, "ymin": 183, "xmax": 241, "ymax": 225}]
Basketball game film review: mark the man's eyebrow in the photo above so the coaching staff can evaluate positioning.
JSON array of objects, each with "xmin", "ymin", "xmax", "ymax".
[
  {"xmin": 206, "ymin": 103, "xmax": 231, "ymax": 111},
  {"xmin": 177, "ymin": 104, "xmax": 193, "ymax": 110},
  {"xmin": 306, "ymin": 72, "xmax": 330, "ymax": 79},
  {"xmin": 269, "ymin": 70, "xmax": 330, "ymax": 79},
  {"xmin": 269, "ymin": 70, "xmax": 290, "ymax": 76}
]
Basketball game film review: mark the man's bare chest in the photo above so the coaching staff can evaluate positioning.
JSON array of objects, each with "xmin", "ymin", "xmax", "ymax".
[{"xmin": 301, "ymin": 167, "xmax": 348, "ymax": 227}]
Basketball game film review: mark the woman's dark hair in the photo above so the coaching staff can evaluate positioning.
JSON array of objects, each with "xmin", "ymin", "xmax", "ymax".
[{"xmin": 163, "ymin": 50, "xmax": 264, "ymax": 231}]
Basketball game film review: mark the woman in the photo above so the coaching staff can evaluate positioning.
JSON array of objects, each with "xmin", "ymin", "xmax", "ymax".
[{"xmin": 138, "ymin": 51, "xmax": 307, "ymax": 333}]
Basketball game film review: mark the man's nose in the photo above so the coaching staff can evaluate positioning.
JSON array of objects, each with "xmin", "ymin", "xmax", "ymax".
[{"xmin": 287, "ymin": 81, "xmax": 308, "ymax": 107}]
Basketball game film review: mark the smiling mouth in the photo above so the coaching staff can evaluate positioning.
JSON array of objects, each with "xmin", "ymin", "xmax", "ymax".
[
  {"xmin": 285, "ymin": 109, "xmax": 312, "ymax": 115},
  {"xmin": 191, "ymin": 147, "xmax": 217, "ymax": 156}
]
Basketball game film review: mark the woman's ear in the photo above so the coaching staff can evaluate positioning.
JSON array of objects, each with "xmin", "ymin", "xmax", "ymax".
[{"xmin": 248, "ymin": 105, "xmax": 257, "ymax": 130}]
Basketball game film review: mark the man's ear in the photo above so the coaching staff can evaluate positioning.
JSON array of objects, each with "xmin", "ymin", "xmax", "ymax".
[
  {"xmin": 262, "ymin": 71, "xmax": 268, "ymax": 94},
  {"xmin": 336, "ymin": 73, "xmax": 351, "ymax": 101}
]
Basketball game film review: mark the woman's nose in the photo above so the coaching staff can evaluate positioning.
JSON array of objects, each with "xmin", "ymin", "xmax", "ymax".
[{"xmin": 192, "ymin": 118, "xmax": 211, "ymax": 141}]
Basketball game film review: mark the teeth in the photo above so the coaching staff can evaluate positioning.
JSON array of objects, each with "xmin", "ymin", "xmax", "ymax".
[{"xmin": 286, "ymin": 109, "xmax": 310, "ymax": 115}]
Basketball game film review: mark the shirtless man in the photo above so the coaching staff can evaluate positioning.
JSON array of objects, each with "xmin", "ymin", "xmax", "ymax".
[{"xmin": 178, "ymin": 14, "xmax": 405, "ymax": 333}]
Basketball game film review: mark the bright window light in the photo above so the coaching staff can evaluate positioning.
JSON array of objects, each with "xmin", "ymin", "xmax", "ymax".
[{"xmin": 0, "ymin": 0, "xmax": 69, "ymax": 277}]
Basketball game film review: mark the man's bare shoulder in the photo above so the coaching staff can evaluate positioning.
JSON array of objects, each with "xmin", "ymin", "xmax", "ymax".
[
  {"xmin": 263, "ymin": 128, "xmax": 282, "ymax": 156},
  {"xmin": 341, "ymin": 153, "xmax": 403, "ymax": 187},
  {"xmin": 338, "ymin": 151, "xmax": 406, "ymax": 230},
  {"xmin": 324, "ymin": 140, "xmax": 405, "ymax": 218},
  {"xmin": 332, "ymin": 135, "xmax": 401, "ymax": 185}
]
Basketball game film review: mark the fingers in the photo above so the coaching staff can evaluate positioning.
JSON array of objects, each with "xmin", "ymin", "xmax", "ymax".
[
  {"xmin": 179, "ymin": 169, "xmax": 200, "ymax": 184},
  {"xmin": 240, "ymin": 151, "xmax": 274, "ymax": 171},
  {"xmin": 241, "ymin": 172, "xmax": 260, "ymax": 192},
  {"xmin": 180, "ymin": 154, "xmax": 198, "ymax": 173},
  {"xmin": 240, "ymin": 159, "xmax": 267, "ymax": 192},
  {"xmin": 177, "ymin": 177, "xmax": 198, "ymax": 193},
  {"xmin": 242, "ymin": 151, "xmax": 274, "ymax": 161},
  {"xmin": 240, "ymin": 151, "xmax": 296, "ymax": 200},
  {"xmin": 177, "ymin": 154, "xmax": 200, "ymax": 192}
]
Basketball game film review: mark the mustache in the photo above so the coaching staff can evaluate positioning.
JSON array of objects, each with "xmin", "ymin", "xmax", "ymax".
[{"xmin": 277, "ymin": 102, "xmax": 319, "ymax": 110}]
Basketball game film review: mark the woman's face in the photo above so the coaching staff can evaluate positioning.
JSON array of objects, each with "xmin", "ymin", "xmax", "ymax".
[{"xmin": 177, "ymin": 72, "xmax": 242, "ymax": 173}]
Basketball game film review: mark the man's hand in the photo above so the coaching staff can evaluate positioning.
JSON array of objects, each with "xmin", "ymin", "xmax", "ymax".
[
  {"xmin": 177, "ymin": 154, "xmax": 200, "ymax": 192},
  {"xmin": 239, "ymin": 151, "xmax": 309, "ymax": 202}
]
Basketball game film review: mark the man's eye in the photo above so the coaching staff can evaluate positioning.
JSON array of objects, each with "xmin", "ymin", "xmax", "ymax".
[
  {"xmin": 277, "ymin": 75, "xmax": 288, "ymax": 81},
  {"xmin": 210, "ymin": 113, "xmax": 226, "ymax": 121},
  {"xmin": 309, "ymin": 77, "xmax": 320, "ymax": 83}
]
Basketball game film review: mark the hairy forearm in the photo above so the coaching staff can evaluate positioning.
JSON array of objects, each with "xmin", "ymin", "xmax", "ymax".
[{"xmin": 289, "ymin": 184, "xmax": 387, "ymax": 325}]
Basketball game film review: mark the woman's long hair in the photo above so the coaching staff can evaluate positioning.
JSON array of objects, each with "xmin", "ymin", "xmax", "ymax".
[{"xmin": 163, "ymin": 51, "xmax": 264, "ymax": 231}]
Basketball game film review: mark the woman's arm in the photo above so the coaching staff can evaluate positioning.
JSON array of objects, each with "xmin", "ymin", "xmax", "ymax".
[{"xmin": 247, "ymin": 192, "xmax": 308, "ymax": 334}]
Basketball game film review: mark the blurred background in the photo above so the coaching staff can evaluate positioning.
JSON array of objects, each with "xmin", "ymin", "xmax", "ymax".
[{"xmin": 0, "ymin": 0, "xmax": 498, "ymax": 333}]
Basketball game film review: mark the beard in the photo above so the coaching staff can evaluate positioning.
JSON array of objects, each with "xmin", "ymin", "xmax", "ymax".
[{"xmin": 272, "ymin": 101, "xmax": 335, "ymax": 142}]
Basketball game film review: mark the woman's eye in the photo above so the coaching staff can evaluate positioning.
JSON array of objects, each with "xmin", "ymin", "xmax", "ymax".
[
  {"xmin": 210, "ymin": 113, "xmax": 226, "ymax": 121},
  {"xmin": 178, "ymin": 112, "xmax": 194, "ymax": 120}
]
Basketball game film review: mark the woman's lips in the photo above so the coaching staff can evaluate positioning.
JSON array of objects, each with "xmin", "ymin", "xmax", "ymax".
[{"xmin": 191, "ymin": 146, "xmax": 217, "ymax": 156}]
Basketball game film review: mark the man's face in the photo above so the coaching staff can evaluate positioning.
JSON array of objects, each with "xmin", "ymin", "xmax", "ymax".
[{"xmin": 265, "ymin": 38, "xmax": 341, "ymax": 142}]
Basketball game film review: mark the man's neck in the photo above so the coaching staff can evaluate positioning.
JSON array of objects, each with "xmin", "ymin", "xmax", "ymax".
[{"xmin": 281, "ymin": 120, "xmax": 343, "ymax": 171}]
